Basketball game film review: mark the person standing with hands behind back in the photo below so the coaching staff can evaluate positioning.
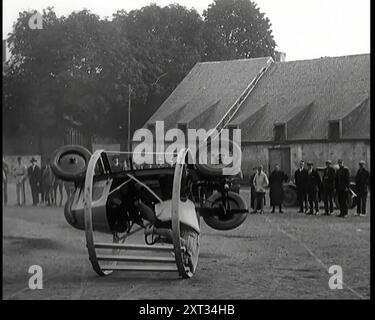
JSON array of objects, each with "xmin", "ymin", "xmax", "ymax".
[
  {"xmin": 321, "ymin": 160, "xmax": 336, "ymax": 215},
  {"xmin": 269, "ymin": 164, "xmax": 288, "ymax": 213},
  {"xmin": 335, "ymin": 159, "xmax": 350, "ymax": 218},
  {"xmin": 28, "ymin": 157, "xmax": 41, "ymax": 206},
  {"xmin": 306, "ymin": 161, "xmax": 321, "ymax": 215},
  {"xmin": 252, "ymin": 165, "xmax": 269, "ymax": 214},
  {"xmin": 295, "ymin": 160, "xmax": 308, "ymax": 213}
]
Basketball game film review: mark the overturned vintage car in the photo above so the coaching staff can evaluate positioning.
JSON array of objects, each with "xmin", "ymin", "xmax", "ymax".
[{"xmin": 51, "ymin": 144, "xmax": 248, "ymax": 278}]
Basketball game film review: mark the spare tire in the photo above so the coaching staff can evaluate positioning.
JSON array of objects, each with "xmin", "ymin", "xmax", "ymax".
[
  {"xmin": 203, "ymin": 191, "xmax": 247, "ymax": 230},
  {"xmin": 195, "ymin": 138, "xmax": 242, "ymax": 177},
  {"xmin": 52, "ymin": 145, "xmax": 92, "ymax": 182}
]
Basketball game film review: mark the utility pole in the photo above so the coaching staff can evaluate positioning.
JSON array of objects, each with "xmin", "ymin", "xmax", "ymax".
[{"xmin": 127, "ymin": 84, "xmax": 131, "ymax": 152}]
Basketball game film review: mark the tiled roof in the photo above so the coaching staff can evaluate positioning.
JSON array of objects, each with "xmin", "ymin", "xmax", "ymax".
[
  {"xmin": 231, "ymin": 54, "xmax": 370, "ymax": 140},
  {"xmin": 147, "ymin": 54, "xmax": 370, "ymax": 141},
  {"xmin": 342, "ymin": 97, "xmax": 370, "ymax": 139},
  {"xmin": 146, "ymin": 57, "xmax": 271, "ymax": 130}
]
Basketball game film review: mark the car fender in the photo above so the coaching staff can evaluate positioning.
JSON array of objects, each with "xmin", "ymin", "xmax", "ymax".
[{"xmin": 155, "ymin": 199, "xmax": 200, "ymax": 234}]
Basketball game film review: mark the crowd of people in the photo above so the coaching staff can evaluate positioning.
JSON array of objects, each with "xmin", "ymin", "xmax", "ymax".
[
  {"xmin": 2, "ymin": 156, "xmax": 74, "ymax": 207},
  {"xmin": 249, "ymin": 159, "xmax": 370, "ymax": 217}
]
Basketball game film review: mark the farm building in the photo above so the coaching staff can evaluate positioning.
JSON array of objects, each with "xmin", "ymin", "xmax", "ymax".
[{"xmin": 145, "ymin": 54, "xmax": 370, "ymax": 180}]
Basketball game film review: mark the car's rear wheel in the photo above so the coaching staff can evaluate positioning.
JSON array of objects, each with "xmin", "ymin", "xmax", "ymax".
[{"xmin": 203, "ymin": 191, "xmax": 247, "ymax": 230}]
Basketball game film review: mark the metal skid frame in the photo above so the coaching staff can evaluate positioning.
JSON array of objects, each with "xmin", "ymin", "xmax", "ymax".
[{"xmin": 83, "ymin": 148, "xmax": 196, "ymax": 278}]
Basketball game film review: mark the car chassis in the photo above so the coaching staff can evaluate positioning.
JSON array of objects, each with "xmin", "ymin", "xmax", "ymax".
[{"xmin": 52, "ymin": 146, "xmax": 248, "ymax": 278}]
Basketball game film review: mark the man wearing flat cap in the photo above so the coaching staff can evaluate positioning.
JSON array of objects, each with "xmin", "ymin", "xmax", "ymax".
[
  {"xmin": 355, "ymin": 160, "xmax": 370, "ymax": 216},
  {"xmin": 28, "ymin": 157, "xmax": 41, "ymax": 206},
  {"xmin": 335, "ymin": 159, "xmax": 350, "ymax": 217},
  {"xmin": 321, "ymin": 160, "xmax": 336, "ymax": 215},
  {"xmin": 306, "ymin": 161, "xmax": 321, "ymax": 215}
]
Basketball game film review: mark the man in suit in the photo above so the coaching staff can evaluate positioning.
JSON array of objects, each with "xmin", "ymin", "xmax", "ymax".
[
  {"xmin": 355, "ymin": 160, "xmax": 370, "ymax": 217},
  {"xmin": 306, "ymin": 161, "xmax": 321, "ymax": 215},
  {"xmin": 28, "ymin": 157, "xmax": 41, "ymax": 206},
  {"xmin": 335, "ymin": 159, "xmax": 350, "ymax": 217},
  {"xmin": 321, "ymin": 160, "xmax": 336, "ymax": 215},
  {"xmin": 294, "ymin": 160, "xmax": 308, "ymax": 213}
]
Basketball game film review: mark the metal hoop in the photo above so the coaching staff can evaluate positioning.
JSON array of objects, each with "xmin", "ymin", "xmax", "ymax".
[
  {"xmin": 171, "ymin": 148, "xmax": 197, "ymax": 278},
  {"xmin": 83, "ymin": 150, "xmax": 177, "ymax": 276},
  {"xmin": 84, "ymin": 150, "xmax": 112, "ymax": 276}
]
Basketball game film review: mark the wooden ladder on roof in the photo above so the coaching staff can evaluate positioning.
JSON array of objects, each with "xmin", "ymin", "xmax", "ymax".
[{"xmin": 208, "ymin": 57, "xmax": 273, "ymax": 139}]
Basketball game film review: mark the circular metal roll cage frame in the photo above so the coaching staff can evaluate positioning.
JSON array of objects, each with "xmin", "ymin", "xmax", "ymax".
[{"xmin": 83, "ymin": 148, "xmax": 196, "ymax": 278}]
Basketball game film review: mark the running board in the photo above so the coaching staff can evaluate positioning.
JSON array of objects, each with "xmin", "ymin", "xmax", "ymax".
[
  {"xmin": 101, "ymin": 265, "xmax": 178, "ymax": 272},
  {"xmin": 97, "ymin": 254, "xmax": 175, "ymax": 263},
  {"xmin": 94, "ymin": 242, "xmax": 174, "ymax": 251}
]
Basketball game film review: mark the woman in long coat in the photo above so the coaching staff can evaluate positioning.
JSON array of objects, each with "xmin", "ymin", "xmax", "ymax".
[{"xmin": 269, "ymin": 164, "xmax": 288, "ymax": 213}]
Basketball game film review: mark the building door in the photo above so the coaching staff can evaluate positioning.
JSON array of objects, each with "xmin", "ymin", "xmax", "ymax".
[{"xmin": 269, "ymin": 147, "xmax": 291, "ymax": 177}]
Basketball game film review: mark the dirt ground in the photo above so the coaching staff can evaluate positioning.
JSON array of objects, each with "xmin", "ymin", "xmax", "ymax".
[{"xmin": 3, "ymin": 183, "xmax": 370, "ymax": 300}]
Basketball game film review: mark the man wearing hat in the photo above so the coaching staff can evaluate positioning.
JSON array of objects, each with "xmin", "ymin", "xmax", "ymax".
[
  {"xmin": 321, "ymin": 160, "xmax": 336, "ymax": 215},
  {"xmin": 28, "ymin": 157, "xmax": 41, "ymax": 206},
  {"xmin": 355, "ymin": 160, "xmax": 370, "ymax": 216},
  {"xmin": 305, "ymin": 161, "xmax": 321, "ymax": 215},
  {"xmin": 112, "ymin": 155, "xmax": 122, "ymax": 173},
  {"xmin": 335, "ymin": 159, "xmax": 350, "ymax": 217}
]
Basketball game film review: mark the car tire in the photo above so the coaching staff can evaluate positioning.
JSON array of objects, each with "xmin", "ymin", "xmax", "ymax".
[{"xmin": 203, "ymin": 191, "xmax": 247, "ymax": 230}]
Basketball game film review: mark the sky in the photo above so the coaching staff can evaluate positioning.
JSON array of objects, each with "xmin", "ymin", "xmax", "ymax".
[{"xmin": 2, "ymin": 0, "xmax": 370, "ymax": 61}]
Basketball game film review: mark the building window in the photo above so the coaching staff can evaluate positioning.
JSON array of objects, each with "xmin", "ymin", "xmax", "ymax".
[
  {"xmin": 328, "ymin": 120, "xmax": 341, "ymax": 140},
  {"xmin": 274, "ymin": 123, "xmax": 286, "ymax": 141}
]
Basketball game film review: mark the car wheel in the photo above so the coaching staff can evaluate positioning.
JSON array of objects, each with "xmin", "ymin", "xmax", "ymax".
[
  {"xmin": 203, "ymin": 191, "xmax": 247, "ymax": 230},
  {"xmin": 52, "ymin": 145, "xmax": 92, "ymax": 182}
]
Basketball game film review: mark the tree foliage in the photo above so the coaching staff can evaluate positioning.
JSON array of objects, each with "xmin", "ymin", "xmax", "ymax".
[
  {"xmin": 4, "ymin": 1, "xmax": 277, "ymax": 145},
  {"xmin": 203, "ymin": 0, "xmax": 276, "ymax": 60}
]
